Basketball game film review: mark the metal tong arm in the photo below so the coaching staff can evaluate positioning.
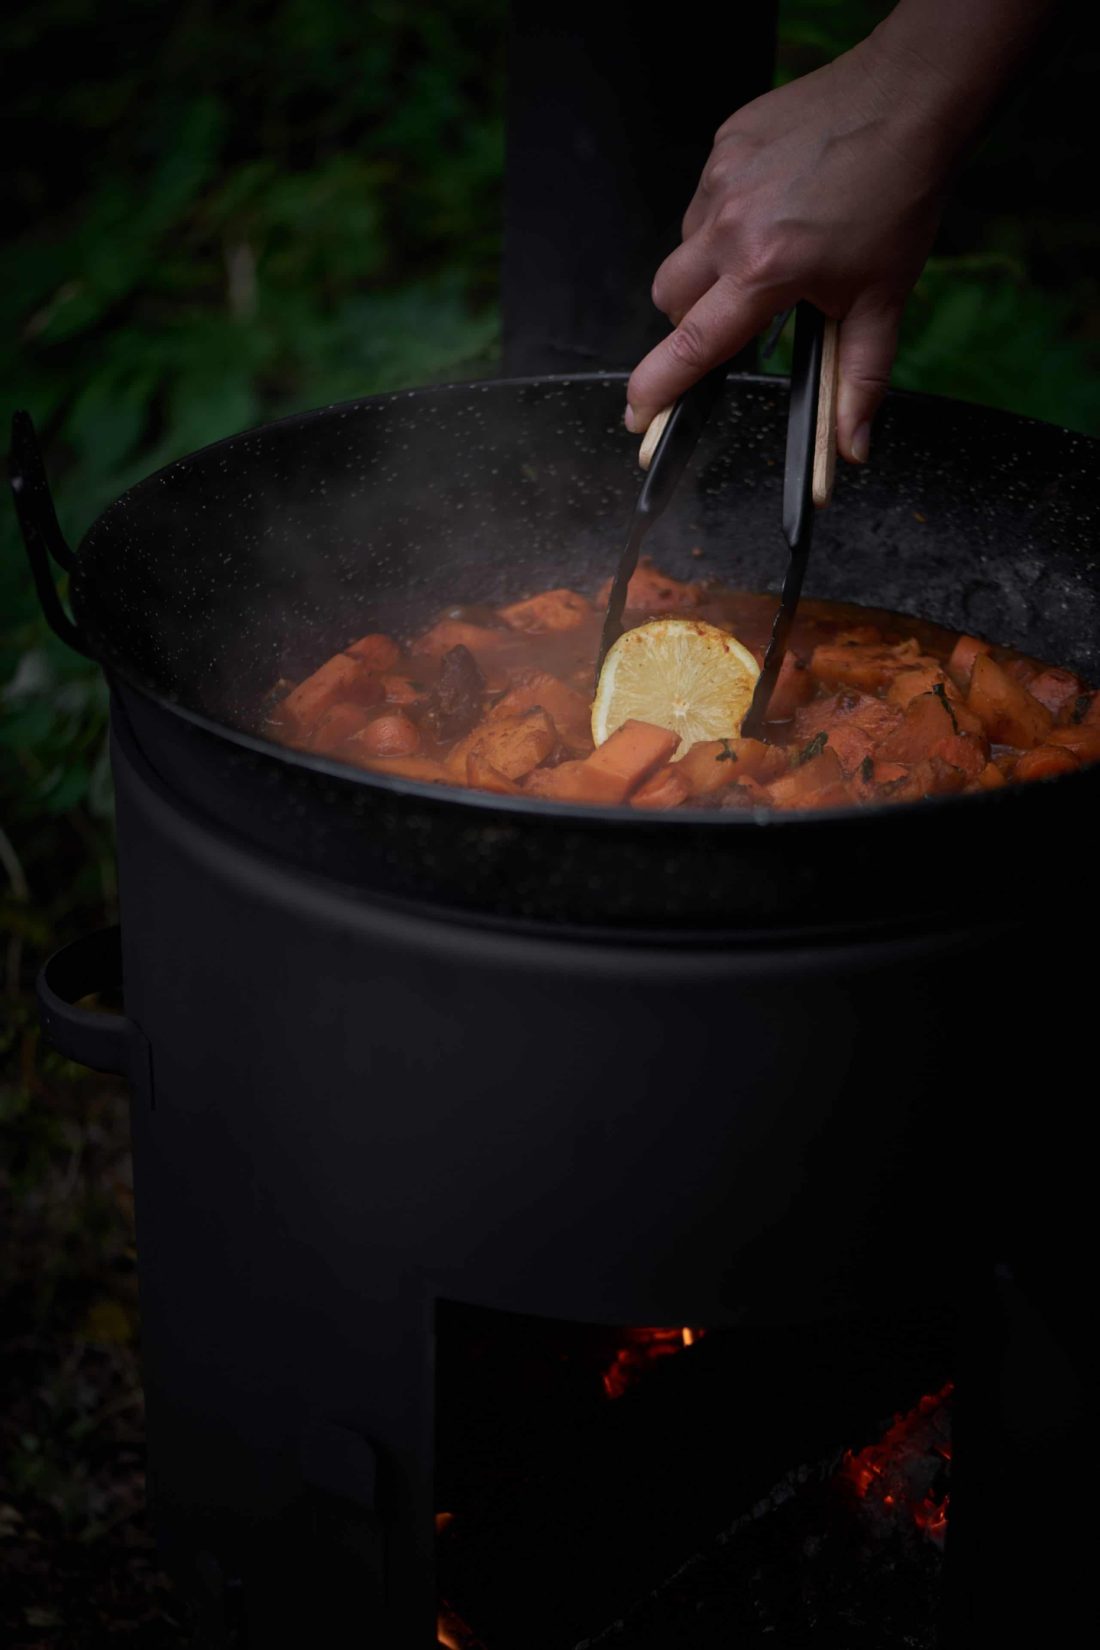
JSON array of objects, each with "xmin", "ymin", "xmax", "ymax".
[
  {"xmin": 596, "ymin": 363, "xmax": 729, "ymax": 675},
  {"xmin": 741, "ymin": 303, "xmax": 838, "ymax": 738}
]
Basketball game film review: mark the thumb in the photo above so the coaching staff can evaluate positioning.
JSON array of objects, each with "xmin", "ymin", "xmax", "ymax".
[{"xmin": 836, "ymin": 297, "xmax": 903, "ymax": 464}]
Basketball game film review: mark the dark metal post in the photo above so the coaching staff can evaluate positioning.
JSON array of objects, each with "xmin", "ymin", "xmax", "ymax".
[{"xmin": 502, "ymin": 1, "xmax": 777, "ymax": 374}]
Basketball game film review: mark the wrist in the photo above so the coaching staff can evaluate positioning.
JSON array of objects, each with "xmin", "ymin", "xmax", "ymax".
[{"xmin": 854, "ymin": 0, "xmax": 1060, "ymax": 172}]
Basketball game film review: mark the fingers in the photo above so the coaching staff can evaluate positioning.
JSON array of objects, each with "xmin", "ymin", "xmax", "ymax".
[
  {"xmin": 835, "ymin": 296, "xmax": 903, "ymax": 464},
  {"xmin": 650, "ymin": 239, "xmax": 717, "ymax": 326},
  {"xmin": 627, "ymin": 276, "xmax": 778, "ymax": 431}
]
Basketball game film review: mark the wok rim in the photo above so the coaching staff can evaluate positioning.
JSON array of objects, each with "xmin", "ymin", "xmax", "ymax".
[{"xmin": 77, "ymin": 371, "xmax": 1099, "ymax": 832}]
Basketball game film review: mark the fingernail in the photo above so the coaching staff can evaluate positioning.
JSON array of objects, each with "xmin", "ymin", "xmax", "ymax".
[
  {"xmin": 624, "ymin": 404, "xmax": 638, "ymax": 433},
  {"xmin": 851, "ymin": 421, "xmax": 871, "ymax": 464}
]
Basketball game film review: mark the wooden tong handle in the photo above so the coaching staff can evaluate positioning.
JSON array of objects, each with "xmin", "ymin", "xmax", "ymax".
[
  {"xmin": 638, "ymin": 405, "xmax": 673, "ymax": 471},
  {"xmin": 812, "ymin": 317, "xmax": 839, "ymax": 508},
  {"xmin": 640, "ymin": 319, "xmax": 838, "ymax": 492}
]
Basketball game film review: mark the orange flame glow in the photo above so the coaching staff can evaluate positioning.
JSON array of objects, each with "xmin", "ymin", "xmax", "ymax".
[
  {"xmin": 839, "ymin": 1382, "xmax": 953, "ymax": 1546},
  {"xmin": 601, "ymin": 1326, "xmax": 705, "ymax": 1399}
]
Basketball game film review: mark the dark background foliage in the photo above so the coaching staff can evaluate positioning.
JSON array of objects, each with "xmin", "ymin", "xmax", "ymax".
[{"xmin": 1, "ymin": 2, "xmax": 1097, "ymax": 1641}]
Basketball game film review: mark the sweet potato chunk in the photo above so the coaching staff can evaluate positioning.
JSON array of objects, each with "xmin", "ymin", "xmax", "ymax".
[
  {"xmin": 498, "ymin": 588, "xmax": 590, "ymax": 633},
  {"xmin": 967, "ymin": 654, "xmax": 1052, "ymax": 749},
  {"xmin": 762, "ymin": 651, "xmax": 815, "ymax": 721},
  {"xmin": 678, "ymin": 737, "xmax": 786, "ymax": 797},
  {"xmin": 412, "ymin": 619, "xmax": 510, "ymax": 663},
  {"xmin": 630, "ymin": 766, "xmax": 690, "ymax": 810},
  {"xmin": 1045, "ymin": 724, "xmax": 1100, "ymax": 762},
  {"xmin": 466, "ymin": 756, "xmax": 523, "ymax": 795},
  {"xmin": 523, "ymin": 760, "xmax": 625, "ymax": 805},
  {"xmin": 808, "ymin": 637, "xmax": 925, "ymax": 693},
  {"xmin": 361, "ymin": 754, "xmax": 454, "ymax": 785},
  {"xmin": 587, "ymin": 720, "xmax": 680, "ymax": 794},
  {"xmin": 793, "ymin": 690, "xmax": 909, "ymax": 777},
  {"xmin": 946, "ymin": 634, "xmax": 991, "ymax": 690},
  {"xmin": 877, "ymin": 690, "xmax": 984, "ymax": 769},
  {"xmin": 887, "ymin": 665, "xmax": 961, "ymax": 710},
  {"xmin": 308, "ymin": 701, "xmax": 373, "ymax": 756},
  {"xmin": 489, "ymin": 672, "xmax": 593, "ymax": 751},
  {"xmin": 596, "ymin": 559, "xmax": 703, "ymax": 614},
  {"xmin": 451, "ymin": 708, "xmax": 558, "ymax": 780},
  {"xmin": 283, "ymin": 654, "xmax": 383, "ymax": 735},
  {"xmin": 1013, "ymin": 744, "xmax": 1080, "ymax": 783},
  {"xmin": 1026, "ymin": 667, "xmax": 1084, "ymax": 719},
  {"xmin": 356, "ymin": 713, "xmax": 421, "ymax": 758},
  {"xmin": 767, "ymin": 746, "xmax": 851, "ymax": 809},
  {"xmin": 345, "ymin": 633, "xmax": 400, "ymax": 672}
]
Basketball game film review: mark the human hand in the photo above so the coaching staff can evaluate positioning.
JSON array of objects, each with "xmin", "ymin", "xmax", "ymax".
[{"xmin": 625, "ymin": 40, "xmax": 949, "ymax": 464}]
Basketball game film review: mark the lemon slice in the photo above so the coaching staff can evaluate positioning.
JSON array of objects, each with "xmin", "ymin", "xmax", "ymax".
[{"xmin": 592, "ymin": 618, "xmax": 760, "ymax": 759}]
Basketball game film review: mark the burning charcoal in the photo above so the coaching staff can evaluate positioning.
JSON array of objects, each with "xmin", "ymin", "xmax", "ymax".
[{"xmin": 424, "ymin": 645, "xmax": 486, "ymax": 742}]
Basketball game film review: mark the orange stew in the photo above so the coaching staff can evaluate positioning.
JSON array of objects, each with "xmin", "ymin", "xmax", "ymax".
[{"xmin": 263, "ymin": 559, "xmax": 1100, "ymax": 810}]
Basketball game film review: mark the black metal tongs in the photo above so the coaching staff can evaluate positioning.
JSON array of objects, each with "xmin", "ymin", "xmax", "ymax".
[{"xmin": 596, "ymin": 302, "xmax": 840, "ymax": 735}]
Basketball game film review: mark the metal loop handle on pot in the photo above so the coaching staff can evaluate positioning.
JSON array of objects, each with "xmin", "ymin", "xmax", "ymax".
[
  {"xmin": 8, "ymin": 410, "xmax": 93, "ymax": 658},
  {"xmin": 37, "ymin": 926, "xmax": 152, "ymax": 1095}
]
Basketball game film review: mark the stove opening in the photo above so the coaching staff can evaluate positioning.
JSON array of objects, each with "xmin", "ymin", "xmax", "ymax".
[{"xmin": 435, "ymin": 1299, "xmax": 953, "ymax": 1649}]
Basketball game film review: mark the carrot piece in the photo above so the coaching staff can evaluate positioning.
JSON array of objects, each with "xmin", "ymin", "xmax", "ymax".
[
  {"xmin": 595, "ymin": 559, "xmax": 703, "ymax": 614},
  {"xmin": 345, "ymin": 633, "xmax": 400, "ymax": 672},
  {"xmin": 967, "ymin": 653, "xmax": 1053, "ymax": 749},
  {"xmin": 283, "ymin": 654, "xmax": 383, "ymax": 735},
  {"xmin": 630, "ymin": 766, "xmax": 690, "ymax": 810},
  {"xmin": 466, "ymin": 756, "xmax": 523, "ymax": 795},
  {"xmin": 498, "ymin": 588, "xmax": 591, "ymax": 633},
  {"xmin": 1026, "ymin": 667, "xmax": 1085, "ymax": 719},
  {"xmin": 975, "ymin": 761, "xmax": 1007, "ymax": 790},
  {"xmin": 586, "ymin": 720, "xmax": 680, "ymax": 794},
  {"xmin": 764, "ymin": 651, "xmax": 815, "ymax": 721},
  {"xmin": 1013, "ymin": 744, "xmax": 1081, "ymax": 783},
  {"xmin": 1044, "ymin": 724, "xmax": 1100, "ymax": 762},
  {"xmin": 766, "ymin": 746, "xmax": 850, "ymax": 809},
  {"xmin": 355, "ymin": 713, "xmax": 421, "ymax": 758},
  {"xmin": 946, "ymin": 634, "xmax": 992, "ymax": 690},
  {"xmin": 307, "ymin": 701, "xmax": 374, "ymax": 756},
  {"xmin": 489, "ymin": 672, "xmax": 593, "ymax": 751},
  {"xmin": 451, "ymin": 708, "xmax": 558, "ymax": 780}
]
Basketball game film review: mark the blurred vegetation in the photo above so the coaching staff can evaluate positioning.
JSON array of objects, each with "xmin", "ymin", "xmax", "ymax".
[{"xmin": 0, "ymin": 5, "xmax": 1097, "ymax": 1632}]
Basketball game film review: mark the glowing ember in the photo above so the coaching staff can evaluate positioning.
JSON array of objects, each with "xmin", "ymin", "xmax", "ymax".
[
  {"xmin": 437, "ymin": 1602, "xmax": 484, "ymax": 1648},
  {"xmin": 601, "ymin": 1325, "xmax": 706, "ymax": 1399},
  {"xmin": 839, "ymin": 1383, "xmax": 953, "ymax": 1547}
]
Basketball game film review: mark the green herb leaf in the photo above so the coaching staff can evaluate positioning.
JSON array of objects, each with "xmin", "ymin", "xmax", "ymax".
[
  {"xmin": 793, "ymin": 730, "xmax": 827, "ymax": 767},
  {"xmin": 860, "ymin": 755, "xmax": 874, "ymax": 784},
  {"xmin": 931, "ymin": 681, "xmax": 960, "ymax": 734},
  {"xmin": 715, "ymin": 739, "xmax": 738, "ymax": 763}
]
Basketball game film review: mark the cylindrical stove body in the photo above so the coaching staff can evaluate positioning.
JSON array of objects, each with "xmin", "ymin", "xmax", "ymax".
[{"xmin": 110, "ymin": 695, "xmax": 1046, "ymax": 1647}]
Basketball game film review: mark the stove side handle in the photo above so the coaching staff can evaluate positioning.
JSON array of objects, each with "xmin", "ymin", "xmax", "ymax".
[
  {"xmin": 37, "ymin": 926, "xmax": 152, "ymax": 1102},
  {"xmin": 9, "ymin": 410, "xmax": 94, "ymax": 659}
]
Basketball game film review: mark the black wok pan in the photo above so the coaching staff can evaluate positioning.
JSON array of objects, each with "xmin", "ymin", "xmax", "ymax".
[{"xmin": 13, "ymin": 372, "xmax": 1100, "ymax": 934}]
